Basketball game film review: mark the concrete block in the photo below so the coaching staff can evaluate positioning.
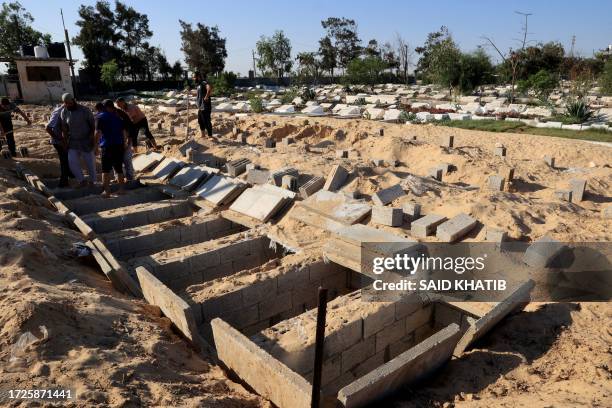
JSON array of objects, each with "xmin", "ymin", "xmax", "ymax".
[
  {"xmin": 323, "ymin": 164, "xmax": 349, "ymax": 192},
  {"xmin": 569, "ymin": 178, "xmax": 587, "ymax": 203},
  {"xmin": 523, "ymin": 236, "xmax": 564, "ymax": 268},
  {"xmin": 226, "ymin": 158, "xmax": 251, "ymax": 177},
  {"xmin": 435, "ymin": 213, "xmax": 478, "ymax": 242},
  {"xmin": 487, "ymin": 174, "xmax": 505, "ymax": 191},
  {"xmin": 281, "ymin": 136, "xmax": 294, "ymax": 146},
  {"xmin": 281, "ymin": 175, "xmax": 298, "ymax": 191},
  {"xmin": 554, "ymin": 189, "xmax": 572, "ymax": 202},
  {"xmin": 428, "ymin": 167, "xmax": 443, "ymax": 181},
  {"xmin": 264, "ymin": 137, "xmax": 276, "ymax": 148},
  {"xmin": 371, "ymin": 159, "xmax": 385, "ymax": 167},
  {"xmin": 299, "ymin": 176, "xmax": 325, "ymax": 198},
  {"xmin": 441, "ymin": 135, "xmax": 454, "ymax": 148},
  {"xmin": 485, "ymin": 227, "xmax": 507, "ymax": 244},
  {"xmin": 603, "ymin": 204, "xmax": 612, "ymax": 219},
  {"xmin": 371, "ymin": 206, "xmax": 403, "ymax": 227},
  {"xmin": 342, "ymin": 336, "xmax": 376, "ymax": 373},
  {"xmin": 371, "ymin": 184, "xmax": 405, "ymax": 206},
  {"xmin": 494, "ymin": 144, "xmax": 506, "ymax": 157},
  {"xmin": 363, "ymin": 303, "xmax": 396, "ymax": 338},
  {"xmin": 269, "ymin": 167, "xmax": 299, "ymax": 186},
  {"xmin": 337, "ymin": 324, "xmax": 461, "ymax": 408},
  {"xmin": 411, "ymin": 214, "xmax": 447, "ymax": 238},
  {"xmin": 544, "ymin": 155, "xmax": 555, "ymax": 168},
  {"xmin": 259, "ymin": 291, "xmax": 293, "ymax": 320},
  {"xmin": 247, "ymin": 169, "xmax": 271, "ymax": 185},
  {"xmin": 212, "ymin": 319, "xmax": 313, "ymax": 408},
  {"xmin": 401, "ymin": 202, "xmax": 421, "ymax": 222},
  {"xmin": 336, "ymin": 149, "xmax": 349, "ymax": 158},
  {"xmin": 375, "ymin": 318, "xmax": 406, "ymax": 353},
  {"xmin": 404, "ymin": 305, "xmax": 432, "ymax": 331},
  {"xmin": 501, "ymin": 166, "xmax": 515, "ymax": 182},
  {"xmin": 236, "ymin": 133, "xmax": 248, "ymax": 144}
]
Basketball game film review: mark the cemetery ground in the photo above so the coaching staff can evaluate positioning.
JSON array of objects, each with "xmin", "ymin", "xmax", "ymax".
[{"xmin": 0, "ymin": 105, "xmax": 610, "ymax": 407}]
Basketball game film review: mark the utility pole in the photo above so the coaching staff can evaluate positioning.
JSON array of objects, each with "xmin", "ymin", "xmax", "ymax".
[
  {"xmin": 252, "ymin": 50, "xmax": 257, "ymax": 76},
  {"xmin": 61, "ymin": 9, "xmax": 77, "ymax": 97},
  {"xmin": 570, "ymin": 35, "xmax": 576, "ymax": 58}
]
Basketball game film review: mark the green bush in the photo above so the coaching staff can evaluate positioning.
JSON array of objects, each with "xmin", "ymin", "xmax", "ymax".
[
  {"xmin": 398, "ymin": 111, "xmax": 416, "ymax": 123},
  {"xmin": 249, "ymin": 96, "xmax": 264, "ymax": 113},
  {"xmin": 517, "ymin": 69, "xmax": 559, "ymax": 101},
  {"xmin": 563, "ymin": 99, "xmax": 594, "ymax": 123},
  {"xmin": 209, "ymin": 71, "xmax": 237, "ymax": 97},
  {"xmin": 280, "ymin": 88, "xmax": 299, "ymax": 104},
  {"xmin": 600, "ymin": 60, "xmax": 612, "ymax": 96}
]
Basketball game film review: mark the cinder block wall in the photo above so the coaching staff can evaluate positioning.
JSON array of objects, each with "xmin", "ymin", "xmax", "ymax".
[
  {"xmin": 197, "ymin": 260, "xmax": 352, "ymax": 340},
  {"xmin": 104, "ymin": 216, "xmax": 245, "ymax": 259},
  {"xmin": 252, "ymin": 290, "xmax": 449, "ymax": 395}
]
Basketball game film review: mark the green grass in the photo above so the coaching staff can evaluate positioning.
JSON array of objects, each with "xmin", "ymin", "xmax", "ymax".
[{"xmin": 438, "ymin": 120, "xmax": 612, "ymax": 143}]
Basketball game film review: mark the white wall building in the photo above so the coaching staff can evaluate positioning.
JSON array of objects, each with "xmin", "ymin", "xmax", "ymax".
[{"xmin": 7, "ymin": 57, "xmax": 73, "ymax": 104}]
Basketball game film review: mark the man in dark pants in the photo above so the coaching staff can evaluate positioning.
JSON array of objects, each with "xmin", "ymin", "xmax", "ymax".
[
  {"xmin": 195, "ymin": 72, "xmax": 214, "ymax": 138},
  {"xmin": 45, "ymin": 104, "xmax": 72, "ymax": 187},
  {"xmin": 0, "ymin": 97, "xmax": 31, "ymax": 156},
  {"xmin": 95, "ymin": 99, "xmax": 128, "ymax": 197},
  {"xmin": 115, "ymin": 97, "xmax": 159, "ymax": 150}
]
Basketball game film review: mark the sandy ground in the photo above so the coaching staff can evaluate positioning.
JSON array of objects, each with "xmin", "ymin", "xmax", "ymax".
[{"xmin": 0, "ymin": 105, "xmax": 610, "ymax": 407}]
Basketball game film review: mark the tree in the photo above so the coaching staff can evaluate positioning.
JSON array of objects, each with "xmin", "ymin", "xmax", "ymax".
[
  {"xmin": 170, "ymin": 61, "xmax": 184, "ymax": 80},
  {"xmin": 209, "ymin": 71, "xmax": 237, "ymax": 96},
  {"xmin": 364, "ymin": 39, "xmax": 379, "ymax": 57},
  {"xmin": 256, "ymin": 30, "xmax": 292, "ymax": 81},
  {"xmin": 599, "ymin": 60, "xmax": 612, "ymax": 95},
  {"xmin": 295, "ymin": 51, "xmax": 320, "ymax": 85},
  {"xmin": 0, "ymin": 1, "xmax": 50, "ymax": 59},
  {"xmin": 457, "ymin": 48, "xmax": 494, "ymax": 94},
  {"xmin": 380, "ymin": 42, "xmax": 399, "ymax": 72},
  {"xmin": 318, "ymin": 36, "xmax": 336, "ymax": 78},
  {"xmin": 100, "ymin": 59, "xmax": 119, "ymax": 90},
  {"xmin": 179, "ymin": 20, "xmax": 227, "ymax": 76},
  {"xmin": 415, "ymin": 27, "xmax": 461, "ymax": 92},
  {"xmin": 114, "ymin": 1, "xmax": 152, "ymax": 81},
  {"xmin": 395, "ymin": 33, "xmax": 412, "ymax": 84},
  {"xmin": 73, "ymin": 1, "xmax": 123, "ymax": 84},
  {"xmin": 321, "ymin": 17, "xmax": 361, "ymax": 73},
  {"xmin": 517, "ymin": 69, "xmax": 559, "ymax": 101},
  {"xmin": 154, "ymin": 50, "xmax": 173, "ymax": 80},
  {"xmin": 482, "ymin": 11, "xmax": 533, "ymax": 102},
  {"xmin": 344, "ymin": 56, "xmax": 387, "ymax": 86}
]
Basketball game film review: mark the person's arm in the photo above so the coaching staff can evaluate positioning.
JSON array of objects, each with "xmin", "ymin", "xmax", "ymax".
[
  {"xmin": 204, "ymin": 83, "xmax": 212, "ymax": 101},
  {"xmin": 60, "ymin": 111, "xmax": 70, "ymax": 148},
  {"xmin": 87, "ymin": 110, "xmax": 96, "ymax": 147},
  {"xmin": 15, "ymin": 106, "xmax": 32, "ymax": 125}
]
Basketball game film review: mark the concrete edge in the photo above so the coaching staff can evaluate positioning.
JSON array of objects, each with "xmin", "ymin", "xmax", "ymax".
[
  {"xmin": 453, "ymin": 279, "xmax": 535, "ymax": 356},
  {"xmin": 85, "ymin": 240, "xmax": 128, "ymax": 293},
  {"xmin": 211, "ymin": 318, "xmax": 314, "ymax": 408},
  {"xmin": 136, "ymin": 266, "xmax": 207, "ymax": 352},
  {"xmin": 67, "ymin": 211, "xmax": 95, "ymax": 239},
  {"xmin": 91, "ymin": 238, "xmax": 142, "ymax": 297},
  {"xmin": 337, "ymin": 323, "xmax": 461, "ymax": 408}
]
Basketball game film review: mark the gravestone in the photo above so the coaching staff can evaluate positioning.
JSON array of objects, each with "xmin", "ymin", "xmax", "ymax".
[
  {"xmin": 441, "ymin": 135, "xmax": 454, "ymax": 148},
  {"xmin": 569, "ymin": 178, "xmax": 587, "ymax": 203},
  {"xmin": 323, "ymin": 164, "xmax": 348, "ymax": 191},
  {"xmin": 494, "ymin": 143, "xmax": 506, "ymax": 157},
  {"xmin": 428, "ymin": 167, "xmax": 443, "ymax": 181},
  {"xmin": 487, "ymin": 174, "xmax": 505, "ymax": 191},
  {"xmin": 372, "ymin": 184, "xmax": 405, "ymax": 206}
]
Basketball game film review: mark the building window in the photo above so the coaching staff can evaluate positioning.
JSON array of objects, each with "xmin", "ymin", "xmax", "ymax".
[{"xmin": 26, "ymin": 66, "xmax": 62, "ymax": 82}]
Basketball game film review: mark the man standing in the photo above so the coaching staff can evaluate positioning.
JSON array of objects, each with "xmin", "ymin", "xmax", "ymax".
[
  {"xmin": 0, "ymin": 97, "xmax": 31, "ymax": 157},
  {"xmin": 115, "ymin": 97, "xmax": 158, "ymax": 150},
  {"xmin": 195, "ymin": 72, "xmax": 214, "ymax": 138},
  {"xmin": 96, "ymin": 100, "xmax": 128, "ymax": 197},
  {"xmin": 60, "ymin": 93, "xmax": 96, "ymax": 187},
  {"xmin": 45, "ymin": 104, "xmax": 72, "ymax": 187}
]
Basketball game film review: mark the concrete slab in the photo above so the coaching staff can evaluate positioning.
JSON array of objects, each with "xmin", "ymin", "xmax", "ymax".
[
  {"xmin": 338, "ymin": 324, "xmax": 461, "ymax": 408},
  {"xmin": 372, "ymin": 184, "xmax": 405, "ymax": 206},
  {"xmin": 136, "ymin": 266, "xmax": 205, "ymax": 350},
  {"xmin": 323, "ymin": 164, "xmax": 348, "ymax": 192},
  {"xmin": 64, "ymin": 187, "xmax": 166, "ymax": 215},
  {"xmin": 435, "ymin": 214, "xmax": 478, "ymax": 242},
  {"xmin": 149, "ymin": 158, "xmax": 185, "ymax": 182},
  {"xmin": 229, "ymin": 187, "xmax": 288, "ymax": 222},
  {"xmin": 169, "ymin": 166, "xmax": 210, "ymax": 191},
  {"xmin": 132, "ymin": 152, "xmax": 163, "ymax": 173},
  {"xmin": 453, "ymin": 280, "xmax": 534, "ymax": 356},
  {"xmin": 299, "ymin": 190, "xmax": 371, "ymax": 225},
  {"xmin": 195, "ymin": 175, "xmax": 245, "ymax": 206}
]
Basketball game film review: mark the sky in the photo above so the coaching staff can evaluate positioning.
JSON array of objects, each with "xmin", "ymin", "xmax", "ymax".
[{"xmin": 12, "ymin": 0, "xmax": 612, "ymax": 75}]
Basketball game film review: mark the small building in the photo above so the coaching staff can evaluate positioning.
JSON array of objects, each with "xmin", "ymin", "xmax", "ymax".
[{"xmin": 1, "ymin": 56, "xmax": 74, "ymax": 104}]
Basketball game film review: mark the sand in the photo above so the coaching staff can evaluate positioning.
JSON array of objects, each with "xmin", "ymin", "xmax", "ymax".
[{"xmin": 1, "ymin": 105, "xmax": 610, "ymax": 407}]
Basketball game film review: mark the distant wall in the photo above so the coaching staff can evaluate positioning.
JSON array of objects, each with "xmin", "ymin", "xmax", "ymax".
[{"xmin": 15, "ymin": 60, "xmax": 73, "ymax": 104}]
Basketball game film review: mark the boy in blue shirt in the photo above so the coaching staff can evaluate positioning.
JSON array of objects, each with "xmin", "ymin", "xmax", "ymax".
[{"xmin": 95, "ymin": 100, "xmax": 129, "ymax": 197}]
